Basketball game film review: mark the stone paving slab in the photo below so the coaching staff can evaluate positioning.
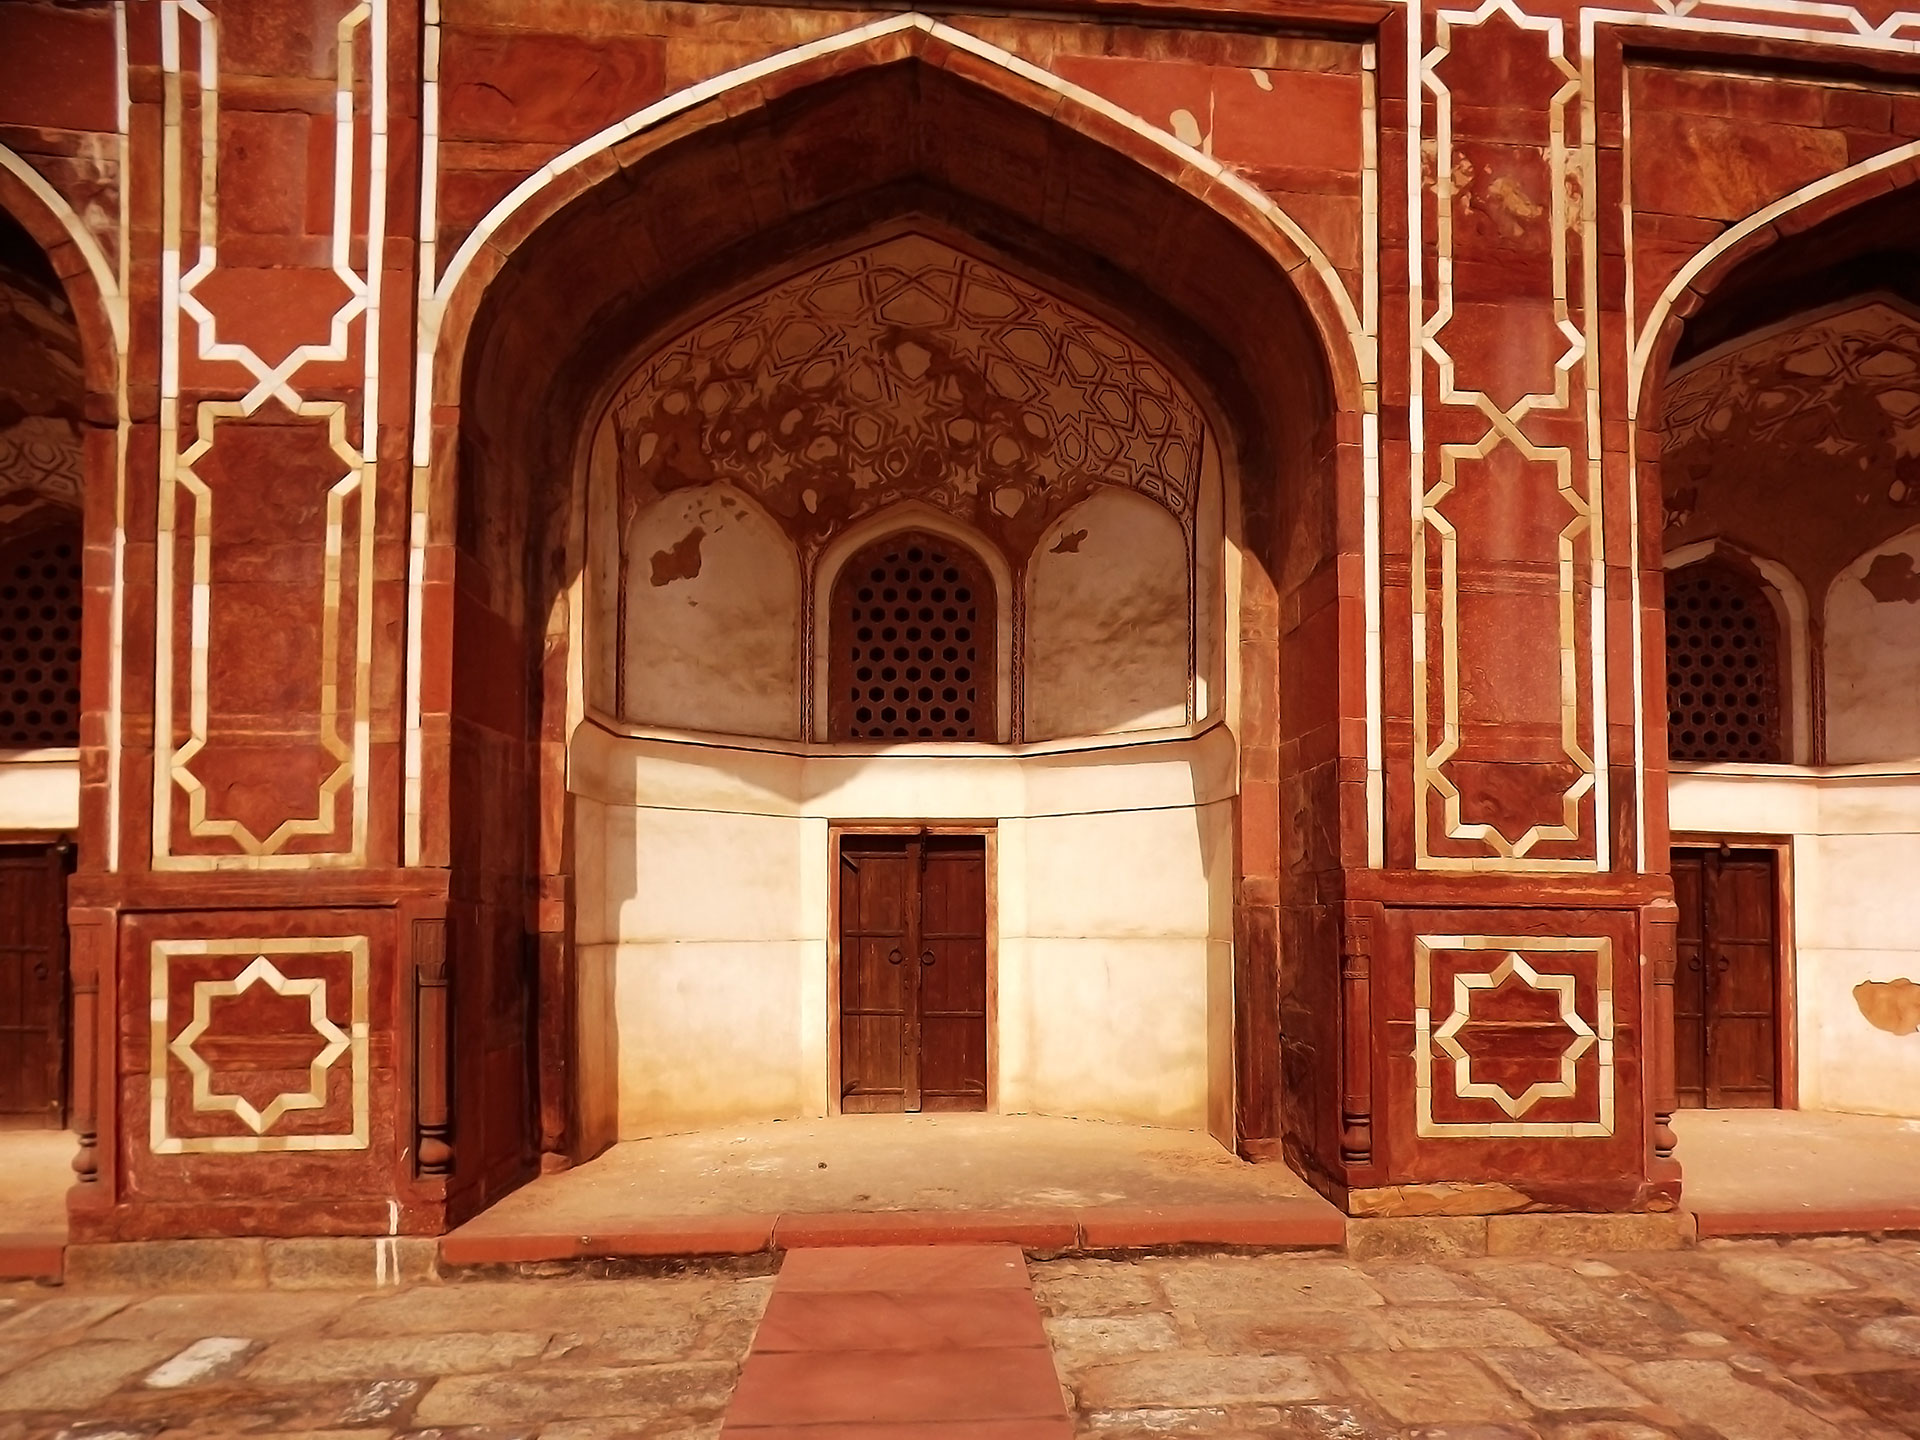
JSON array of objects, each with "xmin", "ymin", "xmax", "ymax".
[
  {"xmin": 0, "ymin": 1269, "xmax": 769, "ymax": 1439},
  {"xmin": 0, "ymin": 1236, "xmax": 1914, "ymax": 1438},
  {"xmin": 1038, "ymin": 1236, "xmax": 1920, "ymax": 1438}
]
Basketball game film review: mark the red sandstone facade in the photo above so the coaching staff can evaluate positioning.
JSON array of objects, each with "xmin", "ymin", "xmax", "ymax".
[{"xmin": 2, "ymin": 0, "xmax": 1917, "ymax": 1241}]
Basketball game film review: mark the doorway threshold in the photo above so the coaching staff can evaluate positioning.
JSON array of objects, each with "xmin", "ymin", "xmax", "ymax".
[
  {"xmin": 442, "ymin": 1114, "xmax": 1345, "ymax": 1264},
  {"xmin": 1676, "ymin": 1108, "xmax": 1920, "ymax": 1238}
]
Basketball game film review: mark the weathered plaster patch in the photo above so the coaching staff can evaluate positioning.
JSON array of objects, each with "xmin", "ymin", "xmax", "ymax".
[
  {"xmin": 1861, "ymin": 551, "xmax": 1920, "ymax": 604},
  {"xmin": 1855, "ymin": 978, "xmax": 1920, "ymax": 1036},
  {"xmin": 649, "ymin": 527, "xmax": 704, "ymax": 586}
]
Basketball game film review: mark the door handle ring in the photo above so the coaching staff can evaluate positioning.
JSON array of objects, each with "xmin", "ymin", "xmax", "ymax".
[
  {"xmin": 888, "ymin": 948, "xmax": 904, "ymax": 966},
  {"xmin": 920, "ymin": 949, "xmax": 936, "ymax": 967}
]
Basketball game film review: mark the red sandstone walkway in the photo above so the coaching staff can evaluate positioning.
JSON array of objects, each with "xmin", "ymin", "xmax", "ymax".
[{"xmin": 722, "ymin": 1245, "xmax": 1073, "ymax": 1438}]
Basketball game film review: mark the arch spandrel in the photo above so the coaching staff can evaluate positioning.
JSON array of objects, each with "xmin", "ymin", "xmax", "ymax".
[{"xmin": 602, "ymin": 233, "xmax": 1207, "ymax": 563}]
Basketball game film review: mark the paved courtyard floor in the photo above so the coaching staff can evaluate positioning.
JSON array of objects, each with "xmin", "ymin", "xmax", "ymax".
[{"xmin": 0, "ymin": 1234, "xmax": 1916, "ymax": 1438}]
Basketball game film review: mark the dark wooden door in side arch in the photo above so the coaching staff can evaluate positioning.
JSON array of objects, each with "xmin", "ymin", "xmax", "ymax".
[
  {"xmin": 1673, "ymin": 846, "xmax": 1780, "ymax": 1108},
  {"xmin": 838, "ymin": 833, "xmax": 987, "ymax": 1113},
  {"xmin": 0, "ymin": 844, "xmax": 68, "ymax": 1127}
]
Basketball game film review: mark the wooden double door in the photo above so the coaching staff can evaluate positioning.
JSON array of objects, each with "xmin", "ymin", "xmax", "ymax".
[
  {"xmin": 1673, "ymin": 845, "xmax": 1781, "ymax": 1108},
  {"xmin": 0, "ymin": 844, "xmax": 69, "ymax": 1127},
  {"xmin": 838, "ymin": 832, "xmax": 988, "ymax": 1113}
]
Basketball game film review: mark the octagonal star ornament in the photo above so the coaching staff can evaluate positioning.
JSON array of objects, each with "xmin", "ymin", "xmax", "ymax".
[
  {"xmin": 1432, "ymin": 951, "xmax": 1596, "ymax": 1118},
  {"xmin": 168, "ymin": 954, "xmax": 352, "ymax": 1134}
]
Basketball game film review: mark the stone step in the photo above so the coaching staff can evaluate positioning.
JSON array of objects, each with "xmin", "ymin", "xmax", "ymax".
[{"xmin": 722, "ymin": 1244, "xmax": 1074, "ymax": 1437}]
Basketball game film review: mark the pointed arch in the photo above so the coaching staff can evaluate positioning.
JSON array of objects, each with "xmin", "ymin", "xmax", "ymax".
[
  {"xmin": 1631, "ymin": 142, "xmax": 1920, "ymax": 424},
  {"xmin": 417, "ymin": 13, "xmax": 1367, "ymax": 439},
  {"xmin": 0, "ymin": 146, "xmax": 127, "ymax": 874}
]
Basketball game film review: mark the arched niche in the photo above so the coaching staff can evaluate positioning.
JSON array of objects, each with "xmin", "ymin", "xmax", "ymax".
[
  {"xmin": 827, "ymin": 528, "xmax": 997, "ymax": 744},
  {"xmin": 587, "ymin": 231, "xmax": 1215, "ymax": 748},
  {"xmin": 616, "ymin": 483, "xmax": 800, "ymax": 739},
  {"xmin": 447, "ymin": 48, "xmax": 1351, "ymax": 1176},
  {"xmin": 1663, "ymin": 539, "xmax": 1812, "ymax": 766},
  {"xmin": 0, "ymin": 255, "xmax": 84, "ymax": 536},
  {"xmin": 1661, "ymin": 555, "xmax": 1787, "ymax": 764},
  {"xmin": 809, "ymin": 501, "xmax": 1015, "ymax": 744},
  {"xmin": 1827, "ymin": 524, "xmax": 1920, "ymax": 763},
  {"xmin": 1027, "ymin": 488, "xmax": 1189, "ymax": 739}
]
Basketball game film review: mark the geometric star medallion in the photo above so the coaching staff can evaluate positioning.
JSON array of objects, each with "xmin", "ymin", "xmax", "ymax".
[
  {"xmin": 167, "ymin": 954, "xmax": 351, "ymax": 1135},
  {"xmin": 1433, "ymin": 951, "xmax": 1596, "ymax": 1119}
]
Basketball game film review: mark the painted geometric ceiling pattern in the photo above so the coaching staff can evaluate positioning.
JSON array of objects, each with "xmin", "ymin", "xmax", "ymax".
[
  {"xmin": 607, "ymin": 234, "xmax": 1205, "ymax": 554},
  {"xmin": 1663, "ymin": 300, "xmax": 1920, "ymax": 487},
  {"xmin": 0, "ymin": 274, "xmax": 84, "ymax": 531}
]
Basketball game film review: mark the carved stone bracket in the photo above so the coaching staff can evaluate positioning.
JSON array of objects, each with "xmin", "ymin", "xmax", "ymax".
[{"xmin": 412, "ymin": 917, "xmax": 453, "ymax": 1176}]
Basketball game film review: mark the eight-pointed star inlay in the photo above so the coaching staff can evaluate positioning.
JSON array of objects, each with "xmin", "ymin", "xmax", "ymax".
[
  {"xmin": 168, "ymin": 954, "xmax": 351, "ymax": 1134},
  {"xmin": 1432, "ymin": 951, "xmax": 1596, "ymax": 1118}
]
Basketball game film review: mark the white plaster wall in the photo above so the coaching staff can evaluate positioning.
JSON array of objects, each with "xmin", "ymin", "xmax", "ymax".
[
  {"xmin": 572, "ymin": 722, "xmax": 1236, "ymax": 1137},
  {"xmin": 1027, "ymin": 490, "xmax": 1189, "ymax": 739},
  {"xmin": 1670, "ymin": 766, "xmax": 1920, "ymax": 1117},
  {"xmin": 996, "ymin": 801, "xmax": 1230, "ymax": 1127},
  {"xmin": 582, "ymin": 799, "xmax": 830, "ymax": 1135},
  {"xmin": 0, "ymin": 754, "xmax": 78, "ymax": 830},
  {"xmin": 1826, "ymin": 528, "xmax": 1920, "ymax": 763},
  {"xmin": 622, "ymin": 485, "xmax": 801, "ymax": 738}
]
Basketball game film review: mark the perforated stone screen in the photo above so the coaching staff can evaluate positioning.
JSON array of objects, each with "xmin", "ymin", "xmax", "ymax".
[
  {"xmin": 0, "ymin": 524, "xmax": 82, "ymax": 750},
  {"xmin": 1666, "ymin": 561, "xmax": 1783, "ymax": 763},
  {"xmin": 831, "ymin": 532, "xmax": 995, "ymax": 742}
]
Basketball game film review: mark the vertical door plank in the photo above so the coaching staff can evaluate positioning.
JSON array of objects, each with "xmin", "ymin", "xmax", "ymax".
[
  {"xmin": 1707, "ymin": 851, "xmax": 1779, "ymax": 1108},
  {"xmin": 903, "ymin": 834, "xmax": 924, "ymax": 1114},
  {"xmin": 838, "ymin": 837, "xmax": 913, "ymax": 1113},
  {"xmin": 917, "ymin": 836, "xmax": 988, "ymax": 1112}
]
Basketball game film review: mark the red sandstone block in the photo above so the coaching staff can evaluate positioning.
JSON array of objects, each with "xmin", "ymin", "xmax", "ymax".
[
  {"xmin": 1048, "ymin": 55, "xmax": 1212, "ymax": 142},
  {"xmin": 753, "ymin": 1287, "xmax": 1049, "ymax": 1353},
  {"xmin": 0, "ymin": 1232, "xmax": 65, "ymax": 1282},
  {"xmin": 1076, "ymin": 1202, "xmax": 1345, "ymax": 1250},
  {"xmin": 439, "ymin": 29, "xmax": 666, "ymax": 145},
  {"xmin": 773, "ymin": 1210, "xmax": 1077, "ymax": 1251},
  {"xmin": 1216, "ymin": 69, "xmax": 1363, "ymax": 174},
  {"xmin": 439, "ymin": 1215, "xmax": 777, "ymax": 1264},
  {"xmin": 1693, "ymin": 1207, "xmax": 1920, "ymax": 1239},
  {"xmin": 0, "ymin": 5, "xmax": 117, "ymax": 132},
  {"xmin": 775, "ymin": 1244, "xmax": 1031, "ymax": 1292},
  {"xmin": 727, "ymin": 1347, "xmax": 1066, "ymax": 1427}
]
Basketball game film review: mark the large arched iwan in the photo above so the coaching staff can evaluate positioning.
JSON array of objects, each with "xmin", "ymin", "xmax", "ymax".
[{"xmin": 427, "ymin": 55, "xmax": 1360, "ymax": 1219}]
